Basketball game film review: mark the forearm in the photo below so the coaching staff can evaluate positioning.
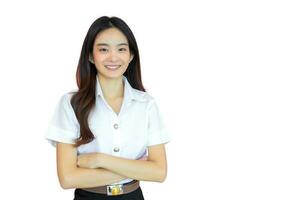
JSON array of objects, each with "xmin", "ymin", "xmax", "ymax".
[
  {"xmin": 63, "ymin": 167, "xmax": 128, "ymax": 189},
  {"xmin": 100, "ymin": 154, "xmax": 164, "ymax": 182}
]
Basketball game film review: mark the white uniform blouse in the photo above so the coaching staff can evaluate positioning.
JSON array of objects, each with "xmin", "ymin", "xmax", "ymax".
[{"xmin": 45, "ymin": 75, "xmax": 171, "ymax": 185}]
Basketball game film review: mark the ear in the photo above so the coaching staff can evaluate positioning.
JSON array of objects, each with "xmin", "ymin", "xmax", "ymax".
[{"xmin": 89, "ymin": 54, "xmax": 94, "ymax": 64}]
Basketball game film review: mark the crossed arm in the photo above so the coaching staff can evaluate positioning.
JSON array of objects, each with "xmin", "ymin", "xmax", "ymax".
[{"xmin": 57, "ymin": 143, "xmax": 168, "ymax": 189}]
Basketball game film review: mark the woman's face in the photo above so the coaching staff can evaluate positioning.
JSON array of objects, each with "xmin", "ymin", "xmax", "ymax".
[{"xmin": 91, "ymin": 27, "xmax": 133, "ymax": 79}]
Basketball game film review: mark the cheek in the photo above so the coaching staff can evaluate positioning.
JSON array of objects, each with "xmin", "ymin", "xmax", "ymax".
[
  {"xmin": 94, "ymin": 54, "xmax": 107, "ymax": 63},
  {"xmin": 120, "ymin": 54, "xmax": 131, "ymax": 62}
]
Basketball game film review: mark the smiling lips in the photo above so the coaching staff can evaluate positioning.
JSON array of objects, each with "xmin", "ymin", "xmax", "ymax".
[{"xmin": 105, "ymin": 65, "xmax": 121, "ymax": 70}]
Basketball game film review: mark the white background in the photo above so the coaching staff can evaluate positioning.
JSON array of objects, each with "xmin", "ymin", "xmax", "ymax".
[{"xmin": 0, "ymin": 0, "xmax": 299, "ymax": 199}]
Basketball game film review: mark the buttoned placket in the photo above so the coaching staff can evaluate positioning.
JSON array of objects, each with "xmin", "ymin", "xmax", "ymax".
[
  {"xmin": 102, "ymin": 95, "xmax": 128, "ymax": 157},
  {"xmin": 112, "ymin": 117, "xmax": 121, "ymax": 156},
  {"xmin": 96, "ymin": 75, "xmax": 133, "ymax": 157}
]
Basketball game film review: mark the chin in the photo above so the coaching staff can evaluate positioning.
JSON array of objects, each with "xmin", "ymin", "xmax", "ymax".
[{"xmin": 99, "ymin": 72, "xmax": 125, "ymax": 80}]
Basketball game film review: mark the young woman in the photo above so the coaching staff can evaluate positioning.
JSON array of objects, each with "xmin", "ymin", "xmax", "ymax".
[{"xmin": 45, "ymin": 16, "xmax": 171, "ymax": 199}]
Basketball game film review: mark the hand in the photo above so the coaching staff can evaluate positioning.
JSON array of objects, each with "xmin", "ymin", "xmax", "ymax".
[
  {"xmin": 77, "ymin": 152, "xmax": 102, "ymax": 169},
  {"xmin": 137, "ymin": 152, "xmax": 148, "ymax": 161},
  {"xmin": 138, "ymin": 155, "xmax": 148, "ymax": 160}
]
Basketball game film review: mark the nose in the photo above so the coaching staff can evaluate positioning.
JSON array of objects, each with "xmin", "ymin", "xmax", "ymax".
[{"xmin": 108, "ymin": 50, "xmax": 118, "ymax": 62}]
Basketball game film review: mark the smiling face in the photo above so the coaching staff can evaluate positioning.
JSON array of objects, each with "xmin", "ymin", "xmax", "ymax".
[{"xmin": 90, "ymin": 27, "xmax": 134, "ymax": 80}]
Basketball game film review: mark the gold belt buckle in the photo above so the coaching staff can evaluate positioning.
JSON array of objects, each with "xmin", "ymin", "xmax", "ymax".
[{"xmin": 107, "ymin": 184, "xmax": 124, "ymax": 196}]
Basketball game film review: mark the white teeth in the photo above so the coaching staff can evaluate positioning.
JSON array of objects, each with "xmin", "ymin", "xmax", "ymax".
[{"xmin": 105, "ymin": 65, "xmax": 121, "ymax": 69}]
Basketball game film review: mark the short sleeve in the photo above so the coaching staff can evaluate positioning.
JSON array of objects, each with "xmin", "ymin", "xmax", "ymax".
[
  {"xmin": 146, "ymin": 99, "xmax": 171, "ymax": 146},
  {"xmin": 45, "ymin": 93, "xmax": 80, "ymax": 147}
]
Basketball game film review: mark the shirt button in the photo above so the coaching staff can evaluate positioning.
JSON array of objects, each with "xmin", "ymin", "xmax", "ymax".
[
  {"xmin": 113, "ymin": 147, "xmax": 120, "ymax": 152},
  {"xmin": 113, "ymin": 124, "xmax": 119, "ymax": 129}
]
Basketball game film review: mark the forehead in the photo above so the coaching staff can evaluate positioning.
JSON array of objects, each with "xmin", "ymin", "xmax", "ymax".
[{"xmin": 94, "ymin": 27, "xmax": 128, "ymax": 46}]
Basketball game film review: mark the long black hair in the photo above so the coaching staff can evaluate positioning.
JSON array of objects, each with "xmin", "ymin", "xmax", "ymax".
[{"xmin": 70, "ymin": 16, "xmax": 145, "ymax": 147}]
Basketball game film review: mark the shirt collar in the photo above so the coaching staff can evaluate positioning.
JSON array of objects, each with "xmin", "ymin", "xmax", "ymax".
[{"xmin": 95, "ymin": 75, "xmax": 146, "ymax": 103}]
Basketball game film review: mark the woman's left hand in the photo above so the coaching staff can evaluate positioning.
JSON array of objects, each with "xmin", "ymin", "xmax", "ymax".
[{"xmin": 77, "ymin": 152, "xmax": 102, "ymax": 169}]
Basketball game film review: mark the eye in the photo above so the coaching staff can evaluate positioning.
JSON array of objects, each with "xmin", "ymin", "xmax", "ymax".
[
  {"xmin": 119, "ymin": 48, "xmax": 127, "ymax": 52},
  {"xmin": 99, "ymin": 48, "xmax": 108, "ymax": 52}
]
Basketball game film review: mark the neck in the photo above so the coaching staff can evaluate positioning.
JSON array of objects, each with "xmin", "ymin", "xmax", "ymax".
[{"xmin": 97, "ymin": 74, "xmax": 124, "ymax": 100}]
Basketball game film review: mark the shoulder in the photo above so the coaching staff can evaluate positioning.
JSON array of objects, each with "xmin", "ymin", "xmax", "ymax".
[
  {"xmin": 58, "ymin": 89, "xmax": 77, "ymax": 107},
  {"xmin": 131, "ymin": 88, "xmax": 156, "ymax": 104},
  {"xmin": 130, "ymin": 89, "xmax": 162, "ymax": 113},
  {"xmin": 65, "ymin": 89, "xmax": 77, "ymax": 99}
]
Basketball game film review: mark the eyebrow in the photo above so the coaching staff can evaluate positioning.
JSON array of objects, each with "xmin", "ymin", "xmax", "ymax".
[{"xmin": 96, "ymin": 43, "xmax": 129, "ymax": 46}]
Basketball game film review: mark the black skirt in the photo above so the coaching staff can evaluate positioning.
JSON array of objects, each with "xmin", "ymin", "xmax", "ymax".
[{"xmin": 74, "ymin": 186, "xmax": 145, "ymax": 200}]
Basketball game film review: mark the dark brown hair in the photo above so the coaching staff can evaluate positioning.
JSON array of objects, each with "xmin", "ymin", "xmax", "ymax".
[{"xmin": 70, "ymin": 16, "xmax": 145, "ymax": 147}]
